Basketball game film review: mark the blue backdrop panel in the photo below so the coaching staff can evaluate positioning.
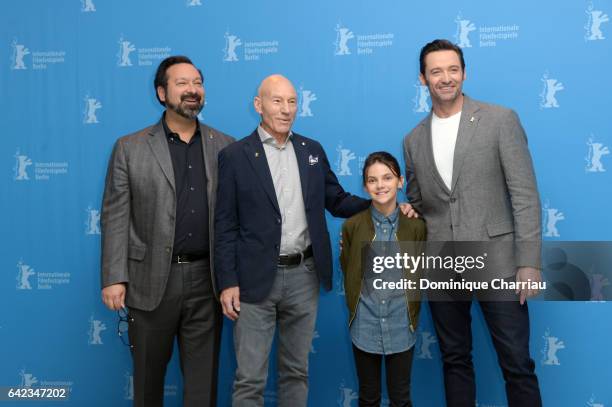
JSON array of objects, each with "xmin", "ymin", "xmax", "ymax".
[{"xmin": 1, "ymin": 1, "xmax": 611, "ymax": 406}]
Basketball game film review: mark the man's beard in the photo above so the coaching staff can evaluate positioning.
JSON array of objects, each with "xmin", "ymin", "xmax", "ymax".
[{"xmin": 167, "ymin": 93, "xmax": 203, "ymax": 120}]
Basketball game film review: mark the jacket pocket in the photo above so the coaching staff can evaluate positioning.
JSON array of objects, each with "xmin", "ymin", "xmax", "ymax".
[
  {"xmin": 128, "ymin": 244, "xmax": 147, "ymax": 261},
  {"xmin": 486, "ymin": 220, "xmax": 514, "ymax": 237}
]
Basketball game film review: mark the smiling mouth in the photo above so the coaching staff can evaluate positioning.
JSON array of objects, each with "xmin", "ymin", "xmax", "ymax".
[{"xmin": 181, "ymin": 93, "xmax": 201, "ymax": 103}]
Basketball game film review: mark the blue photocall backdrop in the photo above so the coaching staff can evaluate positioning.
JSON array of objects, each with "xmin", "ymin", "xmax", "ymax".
[{"xmin": 1, "ymin": 0, "xmax": 611, "ymax": 406}]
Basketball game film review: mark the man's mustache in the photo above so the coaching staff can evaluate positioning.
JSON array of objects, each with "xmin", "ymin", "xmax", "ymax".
[{"xmin": 181, "ymin": 93, "xmax": 202, "ymax": 102}]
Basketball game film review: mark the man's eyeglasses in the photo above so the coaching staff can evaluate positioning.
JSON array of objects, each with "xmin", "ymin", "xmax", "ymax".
[{"xmin": 117, "ymin": 307, "xmax": 134, "ymax": 350}]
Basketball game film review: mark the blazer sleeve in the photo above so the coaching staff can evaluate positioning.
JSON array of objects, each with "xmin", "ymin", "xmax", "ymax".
[
  {"xmin": 214, "ymin": 148, "xmax": 240, "ymax": 292},
  {"xmin": 498, "ymin": 110, "xmax": 542, "ymax": 269},
  {"xmin": 100, "ymin": 139, "xmax": 130, "ymax": 288},
  {"xmin": 403, "ymin": 136, "xmax": 423, "ymax": 214},
  {"xmin": 321, "ymin": 146, "xmax": 370, "ymax": 218}
]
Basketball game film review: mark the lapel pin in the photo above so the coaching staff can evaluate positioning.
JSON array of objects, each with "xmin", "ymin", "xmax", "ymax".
[
  {"xmin": 469, "ymin": 116, "xmax": 475, "ymax": 123},
  {"xmin": 301, "ymin": 142, "xmax": 306, "ymax": 146},
  {"xmin": 208, "ymin": 131, "xmax": 213, "ymax": 139},
  {"xmin": 255, "ymin": 152, "xmax": 259, "ymax": 158}
]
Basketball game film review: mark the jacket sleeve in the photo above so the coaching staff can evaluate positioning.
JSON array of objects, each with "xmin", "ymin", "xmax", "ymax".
[
  {"xmin": 214, "ymin": 148, "xmax": 240, "ymax": 292},
  {"xmin": 100, "ymin": 139, "xmax": 130, "ymax": 288},
  {"xmin": 340, "ymin": 221, "xmax": 352, "ymax": 275},
  {"xmin": 403, "ymin": 136, "xmax": 423, "ymax": 214},
  {"xmin": 498, "ymin": 110, "xmax": 542, "ymax": 269},
  {"xmin": 321, "ymin": 146, "xmax": 370, "ymax": 218}
]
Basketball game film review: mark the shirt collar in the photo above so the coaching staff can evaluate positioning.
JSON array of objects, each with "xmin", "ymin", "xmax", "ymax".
[
  {"xmin": 371, "ymin": 205, "xmax": 400, "ymax": 225},
  {"xmin": 162, "ymin": 112, "xmax": 201, "ymax": 142},
  {"xmin": 257, "ymin": 125, "xmax": 293, "ymax": 149}
]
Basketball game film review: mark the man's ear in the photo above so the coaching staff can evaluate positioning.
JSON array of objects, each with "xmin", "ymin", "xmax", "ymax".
[
  {"xmin": 254, "ymin": 96, "xmax": 263, "ymax": 114},
  {"xmin": 157, "ymin": 86, "xmax": 166, "ymax": 104}
]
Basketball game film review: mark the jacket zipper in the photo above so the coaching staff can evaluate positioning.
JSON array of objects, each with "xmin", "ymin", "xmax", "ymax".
[{"xmin": 349, "ymin": 231, "xmax": 415, "ymax": 333}]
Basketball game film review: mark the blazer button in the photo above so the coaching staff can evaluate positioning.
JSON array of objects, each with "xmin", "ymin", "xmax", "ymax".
[
  {"xmin": 165, "ymin": 247, "xmax": 171, "ymax": 253},
  {"xmin": 276, "ymin": 218, "xmax": 281, "ymax": 224},
  {"xmin": 450, "ymin": 197, "xmax": 457, "ymax": 203}
]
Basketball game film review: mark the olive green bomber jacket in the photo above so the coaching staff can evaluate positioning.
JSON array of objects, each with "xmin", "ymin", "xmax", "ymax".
[{"xmin": 340, "ymin": 208, "xmax": 427, "ymax": 332}]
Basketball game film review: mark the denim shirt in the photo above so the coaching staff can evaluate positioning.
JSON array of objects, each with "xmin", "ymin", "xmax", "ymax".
[{"xmin": 350, "ymin": 205, "xmax": 416, "ymax": 355}]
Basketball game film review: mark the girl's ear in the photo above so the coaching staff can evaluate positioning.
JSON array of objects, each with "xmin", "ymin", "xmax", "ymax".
[{"xmin": 398, "ymin": 175, "xmax": 405, "ymax": 189}]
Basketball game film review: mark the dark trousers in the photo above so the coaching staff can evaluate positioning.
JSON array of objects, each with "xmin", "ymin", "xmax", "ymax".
[
  {"xmin": 429, "ymin": 300, "xmax": 541, "ymax": 407},
  {"xmin": 128, "ymin": 259, "xmax": 221, "ymax": 407},
  {"xmin": 352, "ymin": 344, "xmax": 414, "ymax": 407}
]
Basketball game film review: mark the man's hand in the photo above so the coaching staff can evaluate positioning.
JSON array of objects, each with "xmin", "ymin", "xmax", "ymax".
[
  {"xmin": 516, "ymin": 267, "xmax": 542, "ymax": 305},
  {"xmin": 399, "ymin": 203, "xmax": 419, "ymax": 218},
  {"xmin": 102, "ymin": 283, "xmax": 126, "ymax": 310},
  {"xmin": 220, "ymin": 286, "xmax": 241, "ymax": 321}
]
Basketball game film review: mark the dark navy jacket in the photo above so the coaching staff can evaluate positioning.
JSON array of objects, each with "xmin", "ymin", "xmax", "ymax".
[{"xmin": 214, "ymin": 130, "xmax": 369, "ymax": 303}]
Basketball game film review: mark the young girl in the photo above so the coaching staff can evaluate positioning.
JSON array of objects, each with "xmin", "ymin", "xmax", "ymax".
[{"xmin": 340, "ymin": 151, "xmax": 426, "ymax": 407}]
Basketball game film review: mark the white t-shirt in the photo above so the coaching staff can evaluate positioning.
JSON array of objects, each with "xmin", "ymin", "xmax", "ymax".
[{"xmin": 431, "ymin": 111, "xmax": 461, "ymax": 190}]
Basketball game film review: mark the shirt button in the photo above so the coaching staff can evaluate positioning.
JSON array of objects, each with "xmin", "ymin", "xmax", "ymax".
[
  {"xmin": 190, "ymin": 187, "xmax": 195, "ymax": 191},
  {"xmin": 381, "ymin": 300, "xmax": 385, "ymax": 304},
  {"xmin": 381, "ymin": 318, "xmax": 386, "ymax": 322},
  {"xmin": 188, "ymin": 165, "xmax": 192, "ymax": 169}
]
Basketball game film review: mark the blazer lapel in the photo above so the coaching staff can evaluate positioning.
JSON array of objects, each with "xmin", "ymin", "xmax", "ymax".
[
  {"xmin": 200, "ymin": 123, "xmax": 216, "ymax": 201},
  {"xmin": 291, "ymin": 134, "xmax": 310, "ymax": 208},
  {"xmin": 243, "ymin": 131, "xmax": 281, "ymax": 215},
  {"xmin": 423, "ymin": 116, "xmax": 452, "ymax": 195},
  {"xmin": 450, "ymin": 95, "xmax": 481, "ymax": 192},
  {"xmin": 147, "ymin": 121, "xmax": 175, "ymax": 191}
]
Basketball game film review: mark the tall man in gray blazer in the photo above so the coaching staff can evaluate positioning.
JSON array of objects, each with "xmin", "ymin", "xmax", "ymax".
[
  {"xmin": 403, "ymin": 40, "xmax": 542, "ymax": 407},
  {"xmin": 100, "ymin": 56, "xmax": 234, "ymax": 407}
]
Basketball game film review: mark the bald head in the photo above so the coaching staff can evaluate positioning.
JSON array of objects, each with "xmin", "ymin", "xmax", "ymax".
[
  {"xmin": 254, "ymin": 74, "xmax": 298, "ymax": 141},
  {"xmin": 257, "ymin": 74, "xmax": 296, "ymax": 98}
]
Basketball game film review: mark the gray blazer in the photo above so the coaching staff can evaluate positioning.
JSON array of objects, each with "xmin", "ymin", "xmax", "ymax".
[
  {"xmin": 403, "ymin": 95, "xmax": 541, "ymax": 279},
  {"xmin": 101, "ymin": 120, "xmax": 234, "ymax": 311}
]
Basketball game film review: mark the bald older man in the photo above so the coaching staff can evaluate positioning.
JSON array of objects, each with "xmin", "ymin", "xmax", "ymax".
[{"xmin": 214, "ymin": 75, "xmax": 370, "ymax": 406}]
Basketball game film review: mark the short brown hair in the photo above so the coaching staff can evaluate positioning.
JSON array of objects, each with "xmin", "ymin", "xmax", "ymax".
[
  {"xmin": 419, "ymin": 39, "xmax": 465, "ymax": 76},
  {"xmin": 362, "ymin": 151, "xmax": 401, "ymax": 185},
  {"xmin": 153, "ymin": 56, "xmax": 203, "ymax": 106}
]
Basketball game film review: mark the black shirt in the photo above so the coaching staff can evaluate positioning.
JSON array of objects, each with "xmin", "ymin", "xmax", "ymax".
[{"xmin": 162, "ymin": 113, "xmax": 209, "ymax": 256}]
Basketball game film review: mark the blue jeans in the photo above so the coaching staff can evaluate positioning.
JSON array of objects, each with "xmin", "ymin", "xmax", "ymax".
[{"xmin": 232, "ymin": 257, "xmax": 319, "ymax": 407}]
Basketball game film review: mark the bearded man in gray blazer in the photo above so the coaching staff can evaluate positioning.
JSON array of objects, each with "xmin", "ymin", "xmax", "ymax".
[
  {"xmin": 100, "ymin": 56, "xmax": 234, "ymax": 407},
  {"xmin": 403, "ymin": 40, "xmax": 542, "ymax": 407}
]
